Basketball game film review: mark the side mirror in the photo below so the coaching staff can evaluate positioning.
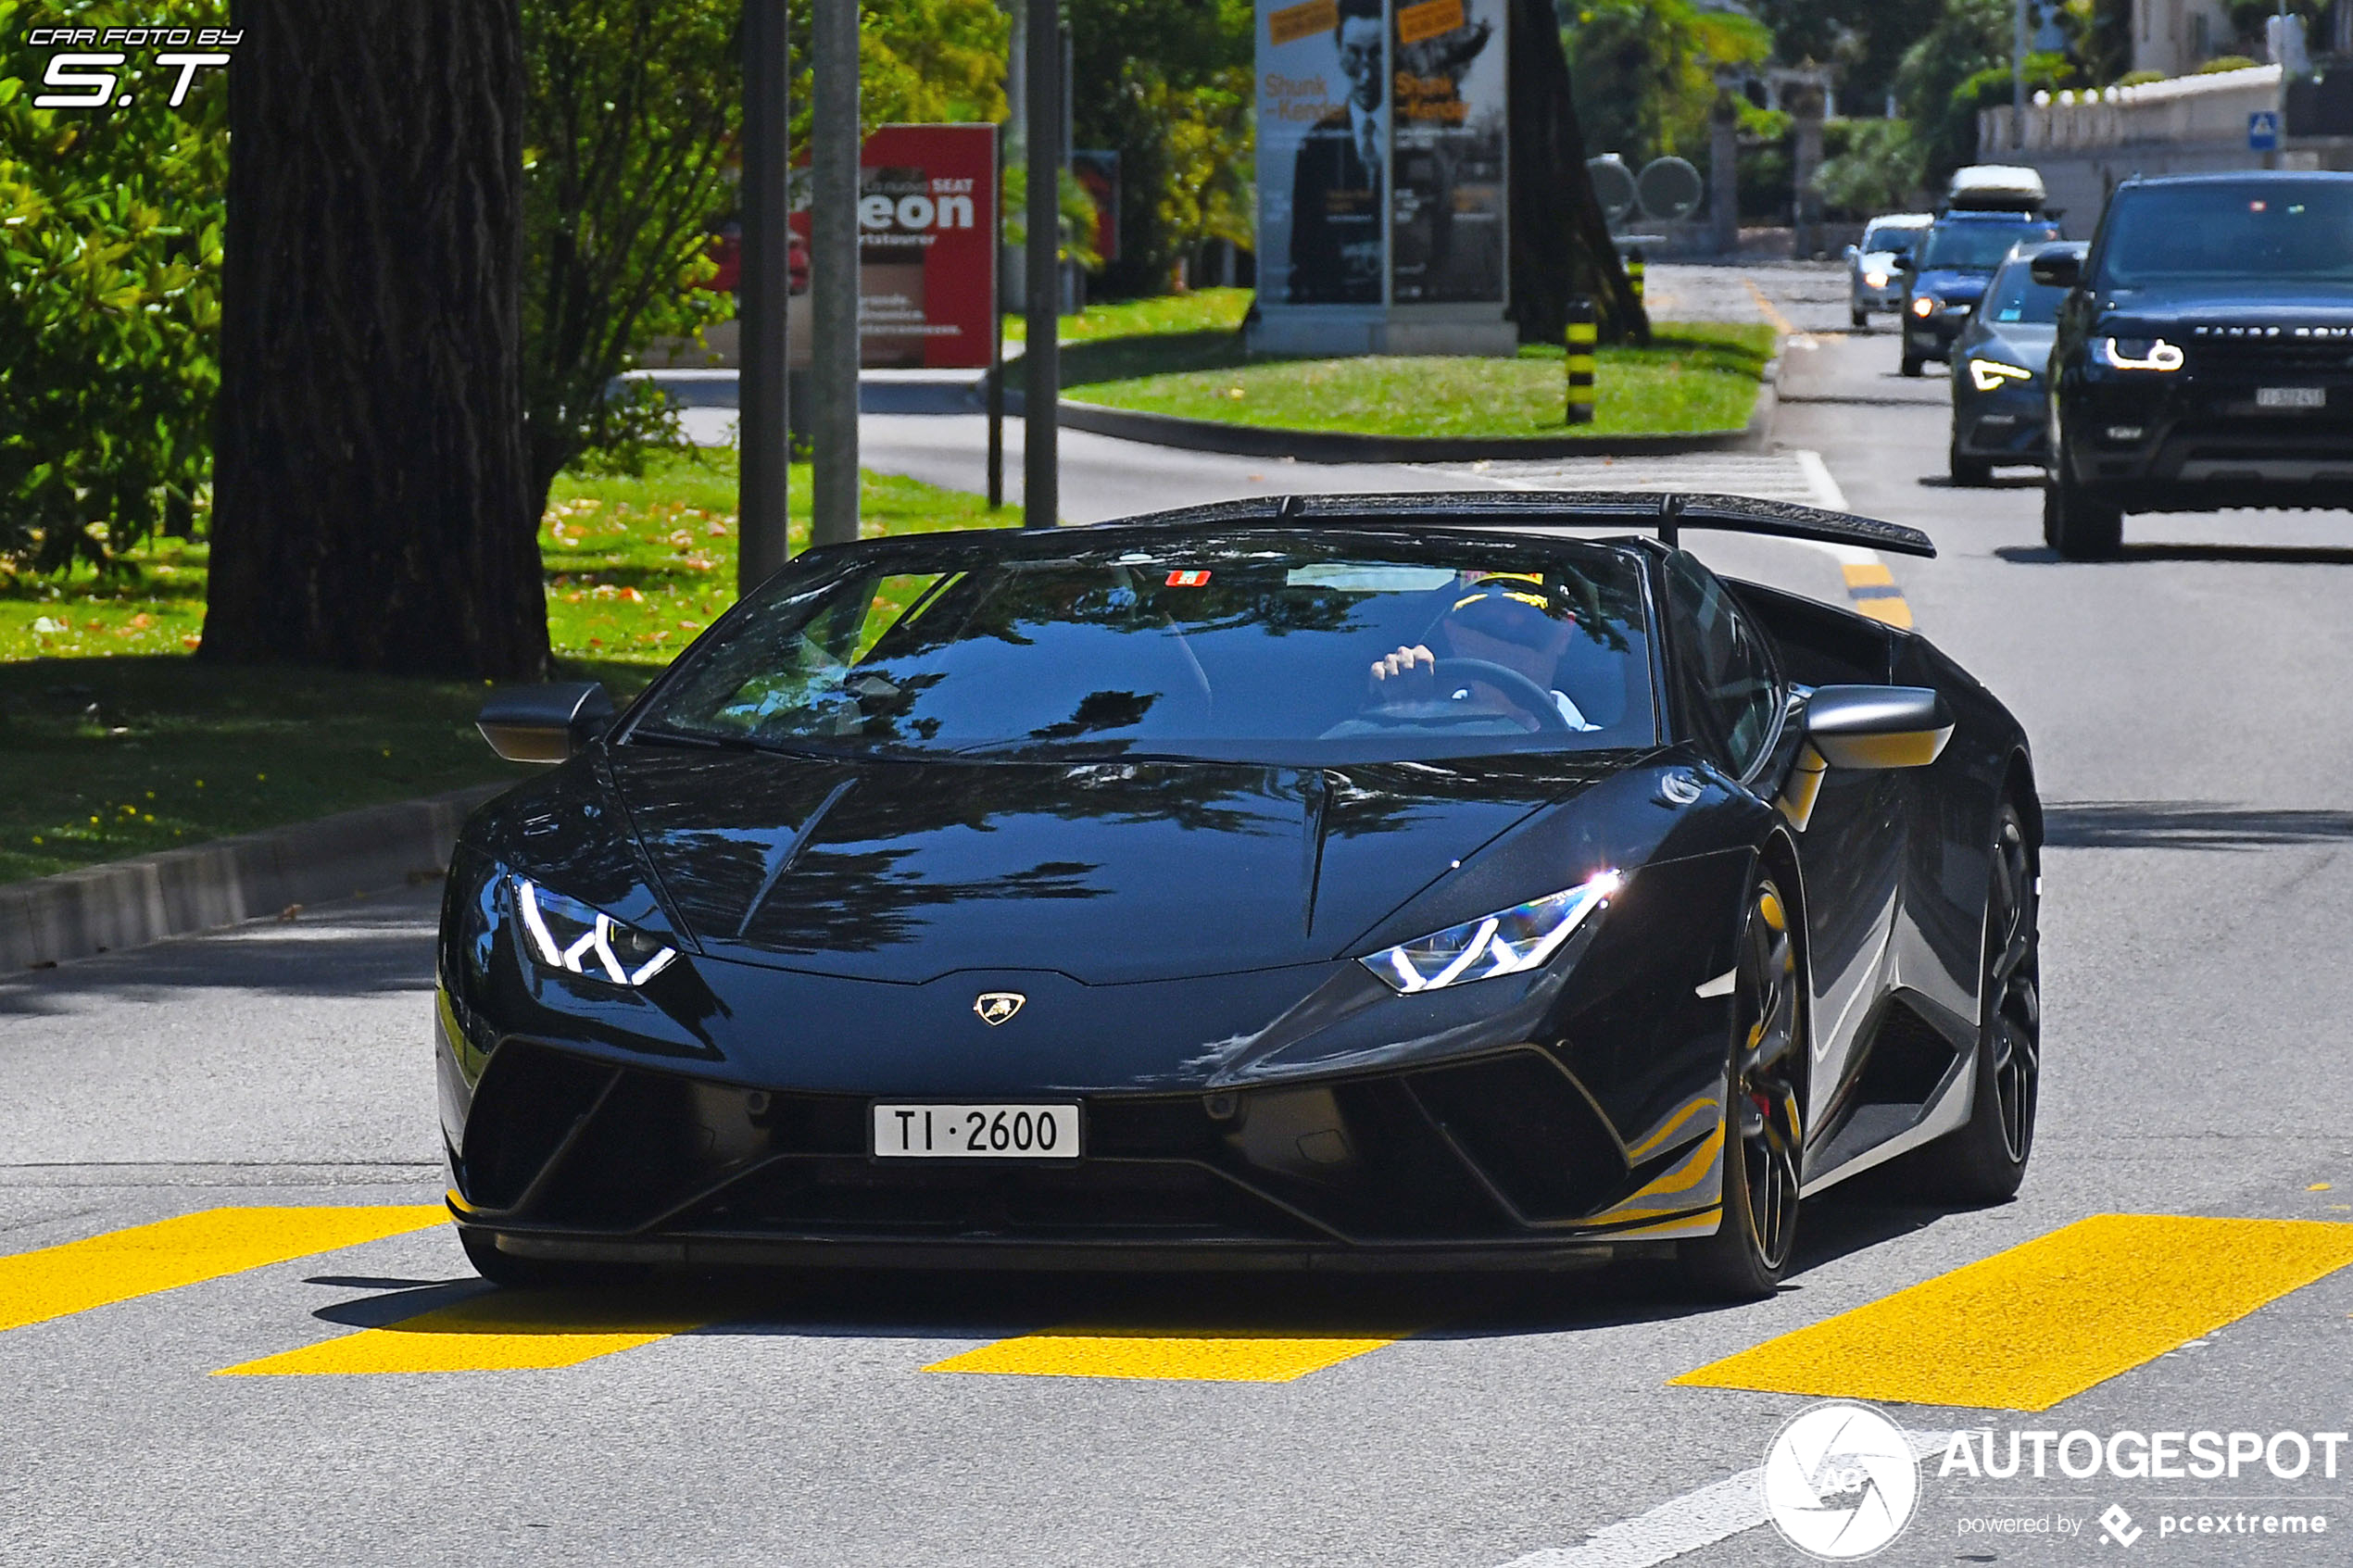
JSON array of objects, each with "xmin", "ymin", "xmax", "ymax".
[
  {"xmin": 2028, "ymin": 245, "xmax": 2082, "ymax": 288},
  {"xmin": 477, "ymin": 682, "xmax": 615, "ymax": 764},
  {"xmin": 1804, "ymin": 684, "xmax": 1954, "ymax": 769},
  {"xmin": 1892, "ymin": 255, "xmax": 1916, "ymax": 273},
  {"xmin": 1776, "ymin": 685, "xmax": 1953, "ymax": 830},
  {"xmin": 1844, "ymin": 244, "xmax": 1859, "ymax": 260}
]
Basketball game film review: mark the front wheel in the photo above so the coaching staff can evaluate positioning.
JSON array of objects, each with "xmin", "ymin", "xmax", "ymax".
[
  {"xmin": 1851, "ymin": 305, "xmax": 1869, "ymax": 330},
  {"xmin": 1949, "ymin": 442, "xmax": 1993, "ymax": 487},
  {"xmin": 1906, "ymin": 804, "xmax": 2040, "ymax": 1201},
  {"xmin": 2043, "ymin": 470, "xmax": 2123, "ymax": 558},
  {"xmin": 1899, "ymin": 354, "xmax": 1924, "ymax": 378},
  {"xmin": 1679, "ymin": 872, "xmax": 1806, "ymax": 1301}
]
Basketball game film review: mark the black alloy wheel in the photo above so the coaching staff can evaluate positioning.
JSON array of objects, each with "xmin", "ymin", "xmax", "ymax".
[
  {"xmin": 1909, "ymin": 803, "xmax": 2041, "ymax": 1200},
  {"xmin": 1680, "ymin": 873, "xmax": 1805, "ymax": 1299}
]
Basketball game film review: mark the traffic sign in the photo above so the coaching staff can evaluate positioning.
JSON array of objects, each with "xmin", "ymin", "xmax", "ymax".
[{"xmin": 2249, "ymin": 109, "xmax": 2281, "ymax": 151}]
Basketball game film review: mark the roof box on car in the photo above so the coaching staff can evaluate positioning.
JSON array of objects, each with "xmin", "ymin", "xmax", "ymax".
[{"xmin": 1946, "ymin": 164, "xmax": 2047, "ymax": 212}]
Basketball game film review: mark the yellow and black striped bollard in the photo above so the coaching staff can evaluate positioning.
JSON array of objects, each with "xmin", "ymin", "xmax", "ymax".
[
  {"xmin": 1566, "ymin": 298, "xmax": 1597, "ymax": 425},
  {"xmin": 1626, "ymin": 246, "xmax": 1646, "ymax": 309}
]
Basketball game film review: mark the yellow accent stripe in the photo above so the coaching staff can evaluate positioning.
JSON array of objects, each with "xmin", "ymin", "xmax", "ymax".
[
  {"xmin": 926, "ymin": 1327, "xmax": 1403, "ymax": 1383},
  {"xmin": 1841, "ymin": 561, "xmax": 1895, "ymax": 588},
  {"xmin": 218, "ymin": 1292, "xmax": 702, "ymax": 1375},
  {"xmin": 0, "ymin": 1207, "xmax": 447, "ymax": 1336},
  {"xmin": 1673, "ymin": 1214, "xmax": 2353, "ymax": 1411},
  {"xmin": 1853, "ymin": 596, "xmax": 1915, "ymax": 629}
]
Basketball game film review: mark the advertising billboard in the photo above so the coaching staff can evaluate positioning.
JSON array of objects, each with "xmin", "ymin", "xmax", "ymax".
[
  {"xmin": 1252, "ymin": 0, "xmax": 1508, "ymax": 347},
  {"xmin": 788, "ymin": 123, "xmax": 997, "ymax": 370}
]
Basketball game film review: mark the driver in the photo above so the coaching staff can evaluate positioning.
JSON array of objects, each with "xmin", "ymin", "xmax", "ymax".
[{"xmin": 1368, "ymin": 573, "xmax": 1598, "ymax": 731}]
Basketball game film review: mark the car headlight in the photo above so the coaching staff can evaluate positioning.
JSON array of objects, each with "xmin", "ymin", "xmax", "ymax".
[
  {"xmin": 511, "ymin": 876, "xmax": 679, "ymax": 986},
  {"xmin": 1864, "ymin": 270, "xmax": 1889, "ymax": 289},
  {"xmin": 1909, "ymin": 295, "xmax": 1937, "ymax": 318},
  {"xmin": 2101, "ymin": 335, "xmax": 2183, "ymax": 371},
  {"xmin": 1969, "ymin": 358, "xmax": 2034, "ymax": 392},
  {"xmin": 1362, "ymin": 871, "xmax": 1621, "ymax": 995}
]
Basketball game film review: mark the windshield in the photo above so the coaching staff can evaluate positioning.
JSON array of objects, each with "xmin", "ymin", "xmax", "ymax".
[
  {"xmin": 631, "ymin": 532, "xmax": 1657, "ymax": 764},
  {"xmin": 1861, "ymin": 223, "xmax": 1919, "ymax": 256},
  {"xmin": 2097, "ymin": 181, "xmax": 2353, "ymax": 285},
  {"xmin": 1979, "ymin": 259, "xmax": 2068, "ymax": 325},
  {"xmin": 1918, "ymin": 220, "xmax": 2058, "ymax": 271}
]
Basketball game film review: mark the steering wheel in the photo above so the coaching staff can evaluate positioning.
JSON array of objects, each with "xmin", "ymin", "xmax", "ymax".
[{"xmin": 1369, "ymin": 657, "xmax": 1574, "ymax": 734}]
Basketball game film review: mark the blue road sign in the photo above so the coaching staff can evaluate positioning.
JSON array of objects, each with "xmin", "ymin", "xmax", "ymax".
[{"xmin": 2250, "ymin": 110, "xmax": 2282, "ymax": 151}]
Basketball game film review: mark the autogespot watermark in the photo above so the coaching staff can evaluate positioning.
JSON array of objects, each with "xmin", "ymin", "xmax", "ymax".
[
  {"xmin": 1755, "ymin": 1407, "xmax": 2346, "ymax": 1560},
  {"xmin": 1936, "ymin": 1427, "xmax": 2341, "ymax": 1552}
]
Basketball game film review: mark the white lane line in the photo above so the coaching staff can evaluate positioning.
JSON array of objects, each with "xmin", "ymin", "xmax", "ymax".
[
  {"xmin": 1792, "ymin": 448, "xmax": 1849, "ymax": 514},
  {"xmin": 1497, "ymin": 1431, "xmax": 1949, "ymax": 1568}
]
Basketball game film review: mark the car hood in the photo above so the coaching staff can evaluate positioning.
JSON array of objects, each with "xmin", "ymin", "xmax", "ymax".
[
  {"xmin": 1965, "ymin": 321, "xmax": 2056, "ymax": 369},
  {"xmin": 2097, "ymin": 282, "xmax": 2353, "ymax": 332},
  {"xmin": 603, "ymin": 749, "xmax": 1628, "ymax": 985},
  {"xmin": 1915, "ymin": 270, "xmax": 1991, "ymax": 302}
]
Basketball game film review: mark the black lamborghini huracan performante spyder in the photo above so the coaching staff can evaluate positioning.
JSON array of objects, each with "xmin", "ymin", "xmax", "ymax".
[{"xmin": 440, "ymin": 493, "xmax": 2041, "ymax": 1298}]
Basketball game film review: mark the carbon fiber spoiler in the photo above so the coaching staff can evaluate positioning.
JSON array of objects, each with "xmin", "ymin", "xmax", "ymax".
[{"xmin": 1101, "ymin": 490, "xmax": 1936, "ymax": 559}]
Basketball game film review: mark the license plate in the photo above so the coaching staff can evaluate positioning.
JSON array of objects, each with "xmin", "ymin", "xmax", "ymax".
[
  {"xmin": 872, "ymin": 1103, "xmax": 1081, "ymax": 1159},
  {"xmin": 2257, "ymin": 385, "xmax": 2327, "ymax": 408}
]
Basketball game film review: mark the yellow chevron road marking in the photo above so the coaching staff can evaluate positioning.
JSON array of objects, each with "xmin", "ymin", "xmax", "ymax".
[
  {"xmin": 1674, "ymin": 1213, "xmax": 2353, "ymax": 1411},
  {"xmin": 217, "ymin": 1291, "xmax": 703, "ymax": 1375},
  {"xmin": 0, "ymin": 1207, "xmax": 447, "ymax": 1336},
  {"xmin": 926, "ymin": 1327, "xmax": 1403, "ymax": 1383}
]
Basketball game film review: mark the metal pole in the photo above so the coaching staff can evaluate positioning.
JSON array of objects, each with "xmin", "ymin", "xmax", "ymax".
[
  {"xmin": 809, "ymin": 0, "xmax": 861, "ymax": 547},
  {"xmin": 737, "ymin": 0, "xmax": 790, "ymax": 595},
  {"xmin": 987, "ymin": 124, "xmax": 1006, "ymax": 509},
  {"xmin": 1022, "ymin": 0, "xmax": 1061, "ymax": 529},
  {"xmin": 2011, "ymin": 0, "xmax": 2027, "ymax": 150}
]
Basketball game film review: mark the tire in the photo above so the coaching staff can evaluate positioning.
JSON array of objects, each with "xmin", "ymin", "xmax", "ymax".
[
  {"xmin": 1906, "ymin": 804, "xmax": 2040, "ymax": 1202},
  {"xmin": 459, "ymin": 1225, "xmax": 638, "ymax": 1291},
  {"xmin": 1949, "ymin": 443, "xmax": 1993, "ymax": 487},
  {"xmin": 1851, "ymin": 305, "xmax": 1869, "ymax": 330},
  {"xmin": 1679, "ymin": 872, "xmax": 1806, "ymax": 1301},
  {"xmin": 1899, "ymin": 354, "xmax": 1924, "ymax": 378},
  {"xmin": 2043, "ymin": 470, "xmax": 2123, "ymax": 558}
]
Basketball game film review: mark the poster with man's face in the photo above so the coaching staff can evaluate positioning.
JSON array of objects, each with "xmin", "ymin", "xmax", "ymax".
[
  {"xmin": 1390, "ymin": 0, "xmax": 1506, "ymax": 305},
  {"xmin": 1257, "ymin": 0, "xmax": 1387, "ymax": 306}
]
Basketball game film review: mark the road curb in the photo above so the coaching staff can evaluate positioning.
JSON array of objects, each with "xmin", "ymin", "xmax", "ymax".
[{"xmin": 1, "ymin": 782, "xmax": 513, "ymax": 971}]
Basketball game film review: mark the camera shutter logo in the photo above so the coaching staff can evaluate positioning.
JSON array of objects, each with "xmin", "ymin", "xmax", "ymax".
[{"xmin": 1761, "ymin": 1402, "xmax": 1921, "ymax": 1560}]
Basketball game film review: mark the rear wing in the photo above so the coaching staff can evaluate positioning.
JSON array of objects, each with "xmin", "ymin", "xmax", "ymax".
[{"xmin": 1102, "ymin": 491, "xmax": 1937, "ymax": 559}]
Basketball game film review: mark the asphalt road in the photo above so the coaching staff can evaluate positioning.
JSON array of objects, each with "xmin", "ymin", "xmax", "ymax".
[{"xmin": 8, "ymin": 272, "xmax": 2353, "ymax": 1566}]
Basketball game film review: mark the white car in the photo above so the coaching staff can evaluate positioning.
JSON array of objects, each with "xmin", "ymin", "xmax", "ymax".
[{"xmin": 1846, "ymin": 213, "xmax": 1932, "ymax": 329}]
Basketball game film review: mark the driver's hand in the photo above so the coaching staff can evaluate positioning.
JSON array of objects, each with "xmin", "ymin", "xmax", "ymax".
[{"xmin": 1369, "ymin": 644, "xmax": 1437, "ymax": 695}]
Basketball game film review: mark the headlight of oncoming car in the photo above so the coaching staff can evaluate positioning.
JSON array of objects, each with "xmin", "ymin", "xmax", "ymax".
[
  {"xmin": 1969, "ymin": 358, "xmax": 2034, "ymax": 392},
  {"xmin": 1864, "ymin": 270, "xmax": 1889, "ymax": 289},
  {"xmin": 511, "ymin": 876, "xmax": 678, "ymax": 986},
  {"xmin": 2100, "ymin": 335, "xmax": 2184, "ymax": 371},
  {"xmin": 1363, "ymin": 871, "xmax": 1621, "ymax": 995},
  {"xmin": 1909, "ymin": 295, "xmax": 1937, "ymax": 318}
]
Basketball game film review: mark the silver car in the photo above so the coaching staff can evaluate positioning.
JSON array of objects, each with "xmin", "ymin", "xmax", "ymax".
[{"xmin": 1847, "ymin": 213, "xmax": 1932, "ymax": 328}]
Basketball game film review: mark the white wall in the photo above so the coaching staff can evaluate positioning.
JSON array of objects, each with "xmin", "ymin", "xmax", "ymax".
[{"xmin": 2132, "ymin": 0, "xmax": 2240, "ymax": 78}]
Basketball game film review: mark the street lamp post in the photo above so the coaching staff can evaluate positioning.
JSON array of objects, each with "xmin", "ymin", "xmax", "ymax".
[
  {"xmin": 810, "ymin": 0, "xmax": 861, "ymax": 546},
  {"xmin": 737, "ymin": 0, "xmax": 789, "ymax": 595}
]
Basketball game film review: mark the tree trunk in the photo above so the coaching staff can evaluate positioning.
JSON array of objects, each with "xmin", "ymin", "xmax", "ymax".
[
  {"xmin": 1507, "ymin": 0, "xmax": 1648, "ymax": 345},
  {"xmin": 205, "ymin": 0, "xmax": 547, "ymax": 678}
]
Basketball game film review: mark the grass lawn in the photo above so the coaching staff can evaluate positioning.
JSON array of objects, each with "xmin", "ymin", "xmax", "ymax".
[
  {"xmin": 1001, "ymin": 286, "xmax": 1251, "ymax": 345},
  {"xmin": 0, "ymin": 452, "xmax": 1002, "ymax": 884},
  {"xmin": 1067, "ymin": 322, "xmax": 1776, "ymax": 440}
]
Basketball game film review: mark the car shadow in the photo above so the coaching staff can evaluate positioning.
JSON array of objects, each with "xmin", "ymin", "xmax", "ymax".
[
  {"xmin": 1994, "ymin": 543, "xmax": 2353, "ymax": 566},
  {"xmin": 300, "ymin": 1197, "xmax": 1974, "ymax": 1347},
  {"xmin": 1919, "ymin": 473, "xmax": 2043, "ymax": 490},
  {"xmin": 2043, "ymin": 799, "xmax": 2353, "ymax": 850}
]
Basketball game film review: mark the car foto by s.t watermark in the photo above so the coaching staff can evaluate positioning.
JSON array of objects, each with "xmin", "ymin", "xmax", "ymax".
[{"xmin": 21, "ymin": 24, "xmax": 239, "ymax": 110}]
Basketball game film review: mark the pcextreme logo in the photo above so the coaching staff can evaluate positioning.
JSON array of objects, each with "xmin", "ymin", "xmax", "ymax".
[{"xmin": 1762, "ymin": 1402, "xmax": 1922, "ymax": 1561}]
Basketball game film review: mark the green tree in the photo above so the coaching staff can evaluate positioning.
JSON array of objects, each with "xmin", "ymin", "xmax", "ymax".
[
  {"xmin": 1069, "ymin": 0, "xmax": 1255, "ymax": 295},
  {"xmin": 0, "ymin": 0, "xmax": 227, "ymax": 575},
  {"xmin": 1810, "ymin": 118, "xmax": 1925, "ymax": 217},
  {"xmin": 1564, "ymin": 0, "xmax": 1770, "ymax": 166}
]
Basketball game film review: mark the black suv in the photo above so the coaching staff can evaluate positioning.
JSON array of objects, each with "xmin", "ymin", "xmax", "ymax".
[{"xmin": 2039, "ymin": 172, "xmax": 2353, "ymax": 558}]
